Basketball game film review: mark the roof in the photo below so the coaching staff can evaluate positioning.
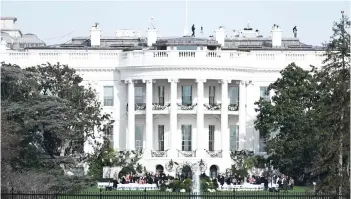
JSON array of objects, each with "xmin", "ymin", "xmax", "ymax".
[
  {"xmin": 18, "ymin": 33, "xmax": 45, "ymax": 44},
  {"xmin": 222, "ymin": 36, "xmax": 322, "ymax": 50},
  {"xmin": 1, "ymin": 17, "xmax": 17, "ymax": 21},
  {"xmin": 154, "ymin": 36, "xmax": 220, "ymax": 47}
]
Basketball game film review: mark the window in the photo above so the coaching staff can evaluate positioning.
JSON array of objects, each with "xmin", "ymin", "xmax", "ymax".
[
  {"xmin": 135, "ymin": 125, "xmax": 143, "ymax": 150},
  {"xmin": 105, "ymin": 125, "xmax": 114, "ymax": 146},
  {"xmin": 228, "ymin": 87, "xmax": 239, "ymax": 105},
  {"xmin": 182, "ymin": 86, "xmax": 192, "ymax": 106},
  {"xmin": 181, "ymin": 125, "xmax": 192, "ymax": 151},
  {"xmin": 103, "ymin": 86, "xmax": 114, "ymax": 106},
  {"xmin": 158, "ymin": 86, "xmax": 165, "ymax": 106},
  {"xmin": 209, "ymin": 86, "xmax": 216, "ymax": 105},
  {"xmin": 176, "ymin": 46, "xmax": 197, "ymax": 50},
  {"xmin": 260, "ymin": 86, "xmax": 270, "ymax": 101},
  {"xmin": 158, "ymin": 125, "xmax": 165, "ymax": 151},
  {"xmin": 259, "ymin": 133, "xmax": 267, "ymax": 152},
  {"xmin": 135, "ymin": 87, "xmax": 145, "ymax": 104},
  {"xmin": 230, "ymin": 125, "xmax": 239, "ymax": 151},
  {"xmin": 209, "ymin": 125, "xmax": 215, "ymax": 151},
  {"xmin": 209, "ymin": 165, "xmax": 218, "ymax": 179}
]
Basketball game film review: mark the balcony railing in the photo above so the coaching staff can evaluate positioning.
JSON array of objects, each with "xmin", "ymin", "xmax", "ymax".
[
  {"xmin": 204, "ymin": 103, "xmax": 221, "ymax": 110},
  {"xmin": 2, "ymin": 50, "xmax": 325, "ymax": 69},
  {"xmin": 151, "ymin": 149, "xmax": 169, "ymax": 158},
  {"xmin": 228, "ymin": 103, "xmax": 239, "ymax": 111},
  {"xmin": 177, "ymin": 149, "xmax": 196, "ymax": 157},
  {"xmin": 261, "ymin": 96, "xmax": 271, "ymax": 102},
  {"xmin": 204, "ymin": 149, "xmax": 223, "ymax": 158},
  {"xmin": 152, "ymin": 103, "xmax": 170, "ymax": 110},
  {"xmin": 177, "ymin": 103, "xmax": 197, "ymax": 110},
  {"xmin": 135, "ymin": 103, "xmax": 146, "ymax": 111}
]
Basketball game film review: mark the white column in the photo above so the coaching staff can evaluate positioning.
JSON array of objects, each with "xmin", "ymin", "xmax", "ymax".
[
  {"xmin": 143, "ymin": 79, "xmax": 154, "ymax": 156},
  {"xmin": 196, "ymin": 79, "xmax": 206, "ymax": 158},
  {"xmin": 126, "ymin": 80, "xmax": 135, "ymax": 150},
  {"xmin": 220, "ymin": 79, "xmax": 230, "ymax": 158},
  {"xmin": 239, "ymin": 81, "xmax": 247, "ymax": 150},
  {"xmin": 168, "ymin": 78, "xmax": 178, "ymax": 157}
]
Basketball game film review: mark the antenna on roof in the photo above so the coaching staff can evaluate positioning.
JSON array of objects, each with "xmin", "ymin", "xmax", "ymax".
[{"xmin": 150, "ymin": 16, "xmax": 155, "ymax": 29}]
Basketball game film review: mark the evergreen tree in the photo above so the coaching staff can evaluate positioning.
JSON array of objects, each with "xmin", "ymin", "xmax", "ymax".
[{"xmin": 313, "ymin": 12, "xmax": 350, "ymax": 194}]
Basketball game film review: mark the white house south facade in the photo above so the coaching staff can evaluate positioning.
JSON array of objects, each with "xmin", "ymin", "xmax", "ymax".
[{"xmin": 0, "ymin": 18, "xmax": 325, "ymax": 177}]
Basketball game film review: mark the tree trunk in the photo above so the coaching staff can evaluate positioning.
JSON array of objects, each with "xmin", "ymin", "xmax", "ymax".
[{"xmin": 338, "ymin": 112, "xmax": 343, "ymax": 197}]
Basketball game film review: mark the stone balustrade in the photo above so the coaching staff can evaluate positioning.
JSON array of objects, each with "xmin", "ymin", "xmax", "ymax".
[{"xmin": 1, "ymin": 50, "xmax": 325, "ymax": 69}]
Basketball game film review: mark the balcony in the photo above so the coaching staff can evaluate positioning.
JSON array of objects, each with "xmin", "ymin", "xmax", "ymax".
[
  {"xmin": 177, "ymin": 149, "xmax": 196, "ymax": 158},
  {"xmin": 152, "ymin": 103, "xmax": 170, "ymax": 110},
  {"xmin": 135, "ymin": 103, "xmax": 146, "ymax": 111},
  {"xmin": 204, "ymin": 103, "xmax": 221, "ymax": 111},
  {"xmin": 177, "ymin": 103, "xmax": 197, "ymax": 114},
  {"xmin": 204, "ymin": 149, "xmax": 223, "ymax": 158},
  {"xmin": 228, "ymin": 103, "xmax": 239, "ymax": 111},
  {"xmin": 151, "ymin": 149, "xmax": 169, "ymax": 158}
]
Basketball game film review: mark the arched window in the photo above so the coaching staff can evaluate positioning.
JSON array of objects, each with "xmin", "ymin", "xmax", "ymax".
[{"xmin": 209, "ymin": 165, "xmax": 218, "ymax": 179}]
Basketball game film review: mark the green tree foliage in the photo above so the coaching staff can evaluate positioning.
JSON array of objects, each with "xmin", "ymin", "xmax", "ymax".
[
  {"xmin": 255, "ymin": 63, "xmax": 320, "ymax": 181},
  {"xmin": 87, "ymin": 141, "xmax": 143, "ymax": 180},
  {"xmin": 254, "ymin": 14, "xmax": 350, "ymax": 193},
  {"xmin": 1, "ymin": 62, "xmax": 112, "ymax": 191},
  {"xmin": 312, "ymin": 13, "xmax": 350, "ymax": 193}
]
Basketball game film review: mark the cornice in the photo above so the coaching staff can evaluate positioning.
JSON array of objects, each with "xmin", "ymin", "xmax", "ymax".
[
  {"xmin": 74, "ymin": 65, "xmax": 282, "ymax": 73},
  {"xmin": 117, "ymin": 65, "xmax": 281, "ymax": 73},
  {"xmin": 75, "ymin": 68, "xmax": 117, "ymax": 72}
]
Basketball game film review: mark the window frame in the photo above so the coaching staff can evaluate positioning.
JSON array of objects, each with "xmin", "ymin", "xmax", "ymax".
[
  {"xmin": 158, "ymin": 125, "xmax": 165, "ymax": 151},
  {"xmin": 135, "ymin": 86, "xmax": 145, "ymax": 104},
  {"xmin": 158, "ymin": 86, "xmax": 165, "ymax": 106},
  {"xmin": 135, "ymin": 124, "xmax": 144, "ymax": 150},
  {"xmin": 228, "ymin": 86, "xmax": 239, "ymax": 105},
  {"xmin": 229, "ymin": 125, "xmax": 239, "ymax": 151},
  {"xmin": 103, "ymin": 86, "xmax": 114, "ymax": 106},
  {"xmin": 182, "ymin": 85, "xmax": 192, "ymax": 106},
  {"xmin": 181, "ymin": 125, "xmax": 192, "ymax": 151},
  {"xmin": 209, "ymin": 86, "xmax": 216, "ymax": 105},
  {"xmin": 209, "ymin": 125, "xmax": 215, "ymax": 151}
]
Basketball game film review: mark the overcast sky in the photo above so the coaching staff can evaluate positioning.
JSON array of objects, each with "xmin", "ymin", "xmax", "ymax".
[{"xmin": 1, "ymin": 1, "xmax": 350, "ymax": 45}]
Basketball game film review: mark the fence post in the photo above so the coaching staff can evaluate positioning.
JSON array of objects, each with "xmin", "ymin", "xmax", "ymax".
[
  {"xmin": 144, "ymin": 188, "xmax": 146, "ymax": 199},
  {"xmin": 99, "ymin": 188, "xmax": 102, "ymax": 199},
  {"xmin": 11, "ymin": 187, "xmax": 14, "ymax": 199}
]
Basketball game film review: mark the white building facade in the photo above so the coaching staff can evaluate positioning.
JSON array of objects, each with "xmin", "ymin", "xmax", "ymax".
[{"xmin": 0, "ymin": 19, "xmax": 325, "ymax": 177}]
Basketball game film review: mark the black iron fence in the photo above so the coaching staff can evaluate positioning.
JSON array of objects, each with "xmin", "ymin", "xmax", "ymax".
[{"xmin": 1, "ymin": 191, "xmax": 350, "ymax": 199}]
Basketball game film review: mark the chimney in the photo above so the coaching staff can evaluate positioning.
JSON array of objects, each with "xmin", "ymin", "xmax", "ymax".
[
  {"xmin": 271, "ymin": 25, "xmax": 282, "ymax": 47},
  {"xmin": 90, "ymin": 23, "xmax": 101, "ymax": 47},
  {"xmin": 215, "ymin": 26, "xmax": 226, "ymax": 47},
  {"xmin": 0, "ymin": 38, "xmax": 8, "ymax": 52},
  {"xmin": 147, "ymin": 28, "xmax": 158, "ymax": 47}
]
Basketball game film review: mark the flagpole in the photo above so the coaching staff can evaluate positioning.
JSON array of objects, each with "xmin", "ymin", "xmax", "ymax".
[{"xmin": 184, "ymin": 0, "xmax": 189, "ymax": 36}]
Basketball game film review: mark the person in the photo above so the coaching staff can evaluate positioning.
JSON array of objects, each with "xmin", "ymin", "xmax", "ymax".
[
  {"xmin": 191, "ymin": 24, "xmax": 195, "ymax": 37},
  {"xmin": 293, "ymin": 26, "xmax": 297, "ymax": 38}
]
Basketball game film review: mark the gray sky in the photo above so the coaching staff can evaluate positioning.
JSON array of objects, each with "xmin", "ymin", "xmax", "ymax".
[{"xmin": 1, "ymin": 1, "xmax": 350, "ymax": 45}]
